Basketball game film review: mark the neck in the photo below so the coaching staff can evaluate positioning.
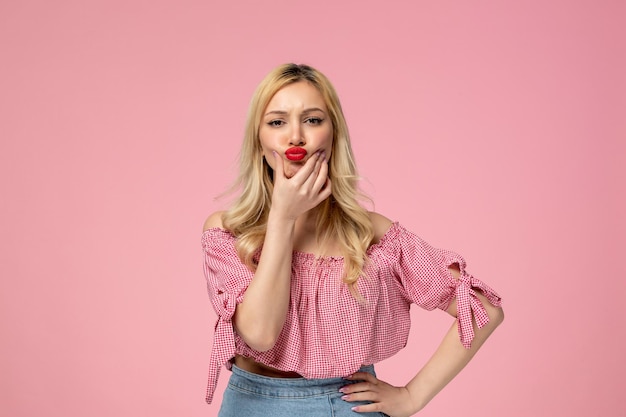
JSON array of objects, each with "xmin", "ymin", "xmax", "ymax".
[
  {"xmin": 291, "ymin": 201, "xmax": 342, "ymax": 257},
  {"xmin": 295, "ymin": 206, "xmax": 320, "ymax": 231}
]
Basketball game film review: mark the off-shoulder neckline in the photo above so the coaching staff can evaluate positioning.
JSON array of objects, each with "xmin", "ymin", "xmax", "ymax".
[{"xmin": 202, "ymin": 222, "xmax": 402, "ymax": 261}]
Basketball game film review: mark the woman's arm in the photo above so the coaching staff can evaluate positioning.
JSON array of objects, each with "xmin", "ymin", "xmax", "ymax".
[
  {"xmin": 406, "ymin": 292, "xmax": 504, "ymax": 412},
  {"xmin": 342, "ymin": 289, "xmax": 504, "ymax": 417},
  {"xmin": 229, "ymin": 151, "xmax": 331, "ymax": 352}
]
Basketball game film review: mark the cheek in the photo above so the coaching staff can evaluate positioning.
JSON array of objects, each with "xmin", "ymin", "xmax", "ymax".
[
  {"xmin": 324, "ymin": 131, "xmax": 334, "ymax": 153},
  {"xmin": 263, "ymin": 151, "xmax": 274, "ymax": 169},
  {"xmin": 258, "ymin": 131, "xmax": 271, "ymax": 154},
  {"xmin": 325, "ymin": 125, "xmax": 334, "ymax": 145},
  {"xmin": 259, "ymin": 129, "xmax": 279, "ymax": 153},
  {"xmin": 260, "ymin": 144, "xmax": 271, "ymax": 159},
  {"xmin": 258, "ymin": 139, "xmax": 275, "ymax": 170}
]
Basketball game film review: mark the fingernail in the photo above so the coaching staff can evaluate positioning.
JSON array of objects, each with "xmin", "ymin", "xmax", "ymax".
[
  {"xmin": 341, "ymin": 395, "xmax": 349, "ymax": 401},
  {"xmin": 338, "ymin": 387, "xmax": 345, "ymax": 393}
]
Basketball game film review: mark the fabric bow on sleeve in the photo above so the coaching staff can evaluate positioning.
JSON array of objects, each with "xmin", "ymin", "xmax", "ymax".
[{"xmin": 455, "ymin": 272, "xmax": 502, "ymax": 348}]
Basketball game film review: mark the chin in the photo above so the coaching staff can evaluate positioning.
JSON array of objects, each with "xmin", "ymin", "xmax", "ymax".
[{"xmin": 284, "ymin": 164, "xmax": 302, "ymax": 179}]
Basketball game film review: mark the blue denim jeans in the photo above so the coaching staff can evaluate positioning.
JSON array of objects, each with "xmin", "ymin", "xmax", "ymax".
[{"xmin": 218, "ymin": 364, "xmax": 388, "ymax": 417}]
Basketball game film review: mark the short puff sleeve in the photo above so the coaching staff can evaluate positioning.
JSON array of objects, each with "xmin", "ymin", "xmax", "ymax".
[
  {"xmin": 201, "ymin": 228, "xmax": 253, "ymax": 403},
  {"xmin": 382, "ymin": 223, "xmax": 502, "ymax": 348}
]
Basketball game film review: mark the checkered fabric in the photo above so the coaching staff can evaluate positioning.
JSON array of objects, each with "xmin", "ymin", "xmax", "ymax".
[{"xmin": 201, "ymin": 222, "xmax": 502, "ymax": 403}]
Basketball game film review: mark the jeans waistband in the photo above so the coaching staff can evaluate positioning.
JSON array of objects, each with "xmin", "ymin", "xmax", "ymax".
[{"xmin": 228, "ymin": 364, "xmax": 376, "ymax": 399}]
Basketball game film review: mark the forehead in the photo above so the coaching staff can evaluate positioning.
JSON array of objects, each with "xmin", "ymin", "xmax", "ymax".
[{"xmin": 265, "ymin": 81, "xmax": 327, "ymax": 111}]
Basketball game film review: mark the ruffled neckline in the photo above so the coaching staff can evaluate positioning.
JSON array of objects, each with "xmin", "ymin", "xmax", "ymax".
[{"xmin": 202, "ymin": 222, "xmax": 403, "ymax": 264}]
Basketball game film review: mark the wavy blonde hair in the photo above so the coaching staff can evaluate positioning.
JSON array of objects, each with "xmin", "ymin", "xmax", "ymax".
[{"xmin": 222, "ymin": 63, "xmax": 373, "ymax": 292}]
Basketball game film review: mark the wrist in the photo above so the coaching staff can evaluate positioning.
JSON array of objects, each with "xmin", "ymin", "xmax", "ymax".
[
  {"xmin": 267, "ymin": 210, "xmax": 297, "ymax": 232},
  {"xmin": 404, "ymin": 381, "xmax": 429, "ymax": 414}
]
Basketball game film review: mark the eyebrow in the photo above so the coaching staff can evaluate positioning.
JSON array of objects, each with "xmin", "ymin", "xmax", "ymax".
[{"xmin": 264, "ymin": 107, "xmax": 327, "ymax": 117}]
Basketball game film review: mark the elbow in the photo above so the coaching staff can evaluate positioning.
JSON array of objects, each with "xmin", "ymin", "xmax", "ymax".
[
  {"xmin": 242, "ymin": 332, "xmax": 278, "ymax": 352},
  {"xmin": 471, "ymin": 290, "xmax": 504, "ymax": 328},
  {"xmin": 233, "ymin": 304, "xmax": 287, "ymax": 352},
  {"xmin": 234, "ymin": 319, "xmax": 280, "ymax": 352},
  {"xmin": 489, "ymin": 306, "xmax": 505, "ymax": 328}
]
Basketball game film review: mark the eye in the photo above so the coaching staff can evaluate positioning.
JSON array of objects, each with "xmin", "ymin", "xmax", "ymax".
[
  {"xmin": 305, "ymin": 117, "xmax": 324, "ymax": 125},
  {"xmin": 267, "ymin": 120, "xmax": 284, "ymax": 127}
]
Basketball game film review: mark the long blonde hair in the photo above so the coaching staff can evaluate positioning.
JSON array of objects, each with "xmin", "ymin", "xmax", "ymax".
[{"xmin": 222, "ymin": 63, "xmax": 373, "ymax": 291}]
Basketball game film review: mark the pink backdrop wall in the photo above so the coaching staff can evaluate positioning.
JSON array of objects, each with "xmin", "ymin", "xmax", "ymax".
[{"xmin": 1, "ymin": 1, "xmax": 624, "ymax": 416}]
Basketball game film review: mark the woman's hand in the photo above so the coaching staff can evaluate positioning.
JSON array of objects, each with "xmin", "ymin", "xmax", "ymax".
[
  {"xmin": 270, "ymin": 150, "xmax": 332, "ymax": 221},
  {"xmin": 340, "ymin": 372, "xmax": 421, "ymax": 417},
  {"xmin": 342, "ymin": 301, "xmax": 504, "ymax": 416}
]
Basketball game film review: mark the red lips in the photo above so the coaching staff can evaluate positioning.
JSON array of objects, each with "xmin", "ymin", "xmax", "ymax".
[{"xmin": 285, "ymin": 147, "xmax": 307, "ymax": 161}]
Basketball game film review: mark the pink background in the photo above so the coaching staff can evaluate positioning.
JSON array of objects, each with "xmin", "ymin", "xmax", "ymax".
[{"xmin": 1, "ymin": 1, "xmax": 624, "ymax": 416}]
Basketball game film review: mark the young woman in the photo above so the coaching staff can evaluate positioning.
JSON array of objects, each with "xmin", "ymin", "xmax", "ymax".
[{"xmin": 201, "ymin": 63, "xmax": 503, "ymax": 417}]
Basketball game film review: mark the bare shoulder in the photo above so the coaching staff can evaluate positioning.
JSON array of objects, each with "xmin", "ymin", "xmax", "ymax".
[
  {"xmin": 368, "ymin": 211, "xmax": 394, "ymax": 244},
  {"xmin": 203, "ymin": 211, "xmax": 225, "ymax": 231}
]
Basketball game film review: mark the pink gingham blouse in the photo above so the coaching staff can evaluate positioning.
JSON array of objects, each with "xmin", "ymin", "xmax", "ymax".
[{"xmin": 201, "ymin": 222, "xmax": 502, "ymax": 404}]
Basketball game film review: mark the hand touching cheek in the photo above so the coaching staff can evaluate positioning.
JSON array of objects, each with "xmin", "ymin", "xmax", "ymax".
[{"xmin": 269, "ymin": 151, "xmax": 332, "ymax": 222}]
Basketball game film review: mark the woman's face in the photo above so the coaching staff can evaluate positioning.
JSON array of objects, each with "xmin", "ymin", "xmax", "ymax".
[{"xmin": 259, "ymin": 81, "xmax": 333, "ymax": 179}]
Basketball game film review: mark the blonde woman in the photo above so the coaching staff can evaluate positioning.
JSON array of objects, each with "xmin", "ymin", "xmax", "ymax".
[{"xmin": 201, "ymin": 63, "xmax": 503, "ymax": 417}]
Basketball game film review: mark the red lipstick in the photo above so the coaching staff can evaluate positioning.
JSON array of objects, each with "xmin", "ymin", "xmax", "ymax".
[{"xmin": 285, "ymin": 147, "xmax": 307, "ymax": 161}]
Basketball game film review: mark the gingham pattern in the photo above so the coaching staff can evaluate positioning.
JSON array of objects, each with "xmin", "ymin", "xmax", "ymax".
[{"xmin": 201, "ymin": 222, "xmax": 502, "ymax": 404}]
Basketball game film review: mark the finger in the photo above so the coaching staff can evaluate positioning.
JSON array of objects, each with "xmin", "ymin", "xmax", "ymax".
[
  {"xmin": 301, "ymin": 154, "xmax": 325, "ymax": 192},
  {"xmin": 341, "ymin": 390, "xmax": 380, "ymax": 404},
  {"xmin": 340, "ymin": 373, "xmax": 378, "ymax": 395},
  {"xmin": 290, "ymin": 151, "xmax": 322, "ymax": 184},
  {"xmin": 350, "ymin": 402, "xmax": 384, "ymax": 414},
  {"xmin": 317, "ymin": 178, "xmax": 332, "ymax": 201},
  {"xmin": 346, "ymin": 372, "xmax": 379, "ymax": 384},
  {"xmin": 310, "ymin": 156, "xmax": 329, "ymax": 193},
  {"xmin": 307, "ymin": 178, "xmax": 332, "ymax": 210},
  {"xmin": 340, "ymin": 381, "xmax": 377, "ymax": 396},
  {"xmin": 272, "ymin": 151, "xmax": 285, "ymax": 183},
  {"xmin": 306, "ymin": 151, "xmax": 325, "ymax": 182}
]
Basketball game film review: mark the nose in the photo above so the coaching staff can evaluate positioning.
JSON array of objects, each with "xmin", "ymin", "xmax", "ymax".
[{"xmin": 288, "ymin": 123, "xmax": 305, "ymax": 146}]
